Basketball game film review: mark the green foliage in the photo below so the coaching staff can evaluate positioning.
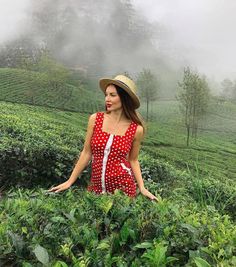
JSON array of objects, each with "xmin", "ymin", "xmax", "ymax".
[
  {"xmin": 141, "ymin": 241, "xmax": 178, "ymax": 267},
  {"xmin": 36, "ymin": 52, "xmax": 69, "ymax": 87},
  {"xmin": 221, "ymin": 78, "xmax": 236, "ymax": 100},
  {"xmin": 177, "ymin": 67, "xmax": 210, "ymax": 145},
  {"xmin": 136, "ymin": 68, "xmax": 159, "ymax": 121},
  {"xmin": 140, "ymin": 103, "xmax": 236, "ymax": 226},
  {"xmin": 33, "ymin": 244, "xmax": 50, "ymax": 265},
  {"xmin": 0, "ymin": 37, "xmax": 41, "ymax": 69},
  {"xmin": 0, "ymin": 188, "xmax": 236, "ymax": 266},
  {"xmin": 0, "ymin": 68, "xmax": 103, "ymax": 112},
  {"xmin": 193, "ymin": 257, "xmax": 211, "ymax": 267},
  {"xmin": 0, "ymin": 98, "xmax": 236, "ymax": 266},
  {"xmin": 186, "ymin": 169, "xmax": 236, "ymax": 220},
  {"xmin": 0, "ymin": 101, "xmax": 86, "ymax": 187}
]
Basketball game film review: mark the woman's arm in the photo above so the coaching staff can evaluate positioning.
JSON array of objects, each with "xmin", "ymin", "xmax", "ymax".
[
  {"xmin": 128, "ymin": 125, "xmax": 158, "ymax": 201},
  {"xmin": 48, "ymin": 113, "xmax": 96, "ymax": 193}
]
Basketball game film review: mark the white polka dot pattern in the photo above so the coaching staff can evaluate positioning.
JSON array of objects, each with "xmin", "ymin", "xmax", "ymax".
[{"xmin": 87, "ymin": 112, "xmax": 138, "ymax": 197}]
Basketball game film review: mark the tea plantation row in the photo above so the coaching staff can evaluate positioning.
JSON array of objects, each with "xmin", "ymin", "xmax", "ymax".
[
  {"xmin": 0, "ymin": 101, "xmax": 236, "ymax": 266},
  {"xmin": 0, "ymin": 68, "xmax": 103, "ymax": 113}
]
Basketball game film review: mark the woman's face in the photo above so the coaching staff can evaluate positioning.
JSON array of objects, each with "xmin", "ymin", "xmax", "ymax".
[{"xmin": 105, "ymin": 84, "xmax": 122, "ymax": 111}]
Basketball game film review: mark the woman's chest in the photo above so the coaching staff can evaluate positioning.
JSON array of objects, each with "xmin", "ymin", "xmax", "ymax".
[{"xmin": 91, "ymin": 131, "xmax": 132, "ymax": 154}]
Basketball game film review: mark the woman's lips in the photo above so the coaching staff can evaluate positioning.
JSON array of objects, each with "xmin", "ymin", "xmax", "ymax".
[{"xmin": 106, "ymin": 104, "xmax": 112, "ymax": 108}]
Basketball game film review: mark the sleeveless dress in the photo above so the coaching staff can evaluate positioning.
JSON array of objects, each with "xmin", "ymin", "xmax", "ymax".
[{"xmin": 87, "ymin": 112, "xmax": 138, "ymax": 197}]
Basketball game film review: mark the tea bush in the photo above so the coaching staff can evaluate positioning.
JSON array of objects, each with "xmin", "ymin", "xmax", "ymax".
[
  {"xmin": 0, "ymin": 102, "xmax": 85, "ymax": 188},
  {"xmin": 0, "ymin": 188, "xmax": 235, "ymax": 266},
  {"xmin": 0, "ymin": 68, "xmax": 103, "ymax": 113},
  {"xmin": 1, "ymin": 101, "xmax": 236, "ymax": 266},
  {"xmin": 187, "ymin": 175, "xmax": 236, "ymax": 220}
]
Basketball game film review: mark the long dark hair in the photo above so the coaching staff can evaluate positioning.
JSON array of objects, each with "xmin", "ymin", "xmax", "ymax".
[{"xmin": 105, "ymin": 84, "xmax": 146, "ymax": 135}]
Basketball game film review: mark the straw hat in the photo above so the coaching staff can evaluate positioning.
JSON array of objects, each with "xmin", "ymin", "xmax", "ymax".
[{"xmin": 99, "ymin": 75, "xmax": 140, "ymax": 109}]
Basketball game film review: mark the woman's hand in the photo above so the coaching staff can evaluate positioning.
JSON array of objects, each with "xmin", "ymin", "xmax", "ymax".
[
  {"xmin": 48, "ymin": 181, "xmax": 71, "ymax": 193},
  {"xmin": 140, "ymin": 187, "xmax": 158, "ymax": 202}
]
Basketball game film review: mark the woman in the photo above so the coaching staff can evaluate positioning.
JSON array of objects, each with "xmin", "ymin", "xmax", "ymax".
[{"xmin": 49, "ymin": 75, "xmax": 157, "ymax": 201}]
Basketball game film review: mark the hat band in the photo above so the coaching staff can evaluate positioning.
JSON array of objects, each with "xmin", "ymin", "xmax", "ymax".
[{"xmin": 115, "ymin": 80, "xmax": 131, "ymax": 91}]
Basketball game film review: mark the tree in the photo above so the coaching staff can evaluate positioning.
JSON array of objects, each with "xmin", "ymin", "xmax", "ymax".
[
  {"xmin": 232, "ymin": 81, "xmax": 236, "ymax": 100},
  {"xmin": 221, "ymin": 78, "xmax": 234, "ymax": 100},
  {"xmin": 136, "ymin": 69, "xmax": 159, "ymax": 121},
  {"xmin": 35, "ymin": 51, "xmax": 69, "ymax": 90},
  {"xmin": 177, "ymin": 67, "xmax": 210, "ymax": 146},
  {"xmin": 23, "ymin": 0, "xmax": 156, "ymax": 76},
  {"xmin": 191, "ymin": 75, "xmax": 210, "ymax": 139},
  {"xmin": 0, "ymin": 38, "xmax": 43, "ymax": 69},
  {"xmin": 220, "ymin": 78, "xmax": 236, "ymax": 101}
]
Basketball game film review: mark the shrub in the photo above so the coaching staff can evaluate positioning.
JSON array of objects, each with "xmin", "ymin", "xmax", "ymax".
[{"xmin": 0, "ymin": 188, "xmax": 235, "ymax": 266}]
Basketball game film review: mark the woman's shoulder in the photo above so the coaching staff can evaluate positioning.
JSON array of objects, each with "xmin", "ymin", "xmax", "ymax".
[
  {"xmin": 88, "ymin": 111, "xmax": 104, "ymax": 125},
  {"xmin": 133, "ymin": 124, "xmax": 144, "ymax": 140},
  {"xmin": 87, "ymin": 113, "xmax": 98, "ymax": 128},
  {"xmin": 89, "ymin": 111, "xmax": 104, "ymax": 118},
  {"xmin": 89, "ymin": 112, "xmax": 97, "ymax": 121},
  {"xmin": 92, "ymin": 111, "xmax": 107, "ymax": 117},
  {"xmin": 136, "ymin": 124, "xmax": 144, "ymax": 134}
]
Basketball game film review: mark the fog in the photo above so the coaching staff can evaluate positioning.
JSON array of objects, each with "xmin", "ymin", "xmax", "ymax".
[
  {"xmin": 0, "ymin": 0, "xmax": 30, "ymax": 42},
  {"xmin": 135, "ymin": 0, "xmax": 236, "ymax": 81},
  {"xmin": 0, "ymin": 0, "xmax": 235, "ymax": 84}
]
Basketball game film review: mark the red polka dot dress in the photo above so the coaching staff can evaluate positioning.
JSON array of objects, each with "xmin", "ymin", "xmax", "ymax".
[{"xmin": 87, "ymin": 112, "xmax": 138, "ymax": 197}]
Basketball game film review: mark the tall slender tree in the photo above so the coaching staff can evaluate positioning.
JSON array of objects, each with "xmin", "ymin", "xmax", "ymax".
[
  {"xmin": 136, "ymin": 68, "xmax": 159, "ymax": 121},
  {"xmin": 177, "ymin": 67, "xmax": 210, "ymax": 146},
  {"xmin": 221, "ymin": 78, "xmax": 235, "ymax": 100}
]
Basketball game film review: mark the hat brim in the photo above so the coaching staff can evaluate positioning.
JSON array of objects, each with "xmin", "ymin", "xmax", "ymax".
[{"xmin": 99, "ymin": 78, "xmax": 140, "ymax": 109}]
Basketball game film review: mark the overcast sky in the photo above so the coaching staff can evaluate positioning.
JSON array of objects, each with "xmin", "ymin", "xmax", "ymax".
[
  {"xmin": 0, "ymin": 0, "xmax": 30, "ymax": 41},
  {"xmin": 0, "ymin": 0, "xmax": 235, "ymax": 81},
  {"xmin": 135, "ymin": 0, "xmax": 236, "ymax": 81}
]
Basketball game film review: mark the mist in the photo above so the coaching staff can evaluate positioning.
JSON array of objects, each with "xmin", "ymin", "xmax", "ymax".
[
  {"xmin": 0, "ymin": 0, "xmax": 235, "ymax": 93},
  {"xmin": 135, "ymin": 0, "xmax": 236, "ymax": 81},
  {"xmin": 0, "ymin": 0, "xmax": 30, "ymax": 42}
]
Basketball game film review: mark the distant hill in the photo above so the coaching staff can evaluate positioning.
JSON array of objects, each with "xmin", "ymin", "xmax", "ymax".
[{"xmin": 0, "ymin": 68, "xmax": 103, "ymax": 113}]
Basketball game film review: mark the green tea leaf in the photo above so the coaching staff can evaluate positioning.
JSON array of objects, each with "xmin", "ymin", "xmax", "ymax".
[
  {"xmin": 33, "ymin": 244, "xmax": 49, "ymax": 265},
  {"xmin": 53, "ymin": 261, "xmax": 68, "ymax": 267},
  {"xmin": 134, "ymin": 242, "xmax": 153, "ymax": 249},
  {"xmin": 194, "ymin": 257, "xmax": 211, "ymax": 267},
  {"xmin": 97, "ymin": 240, "xmax": 110, "ymax": 250},
  {"xmin": 22, "ymin": 262, "xmax": 33, "ymax": 267}
]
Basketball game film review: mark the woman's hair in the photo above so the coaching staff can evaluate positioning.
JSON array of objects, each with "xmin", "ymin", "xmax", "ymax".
[{"xmin": 105, "ymin": 84, "xmax": 146, "ymax": 135}]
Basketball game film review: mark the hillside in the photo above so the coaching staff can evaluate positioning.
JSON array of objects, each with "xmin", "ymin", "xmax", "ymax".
[
  {"xmin": 0, "ymin": 100, "xmax": 236, "ymax": 266},
  {"xmin": 1, "ymin": 100, "xmax": 235, "ymax": 215},
  {"xmin": 142, "ymin": 100, "xmax": 236, "ymax": 182},
  {"xmin": 0, "ymin": 68, "xmax": 103, "ymax": 112}
]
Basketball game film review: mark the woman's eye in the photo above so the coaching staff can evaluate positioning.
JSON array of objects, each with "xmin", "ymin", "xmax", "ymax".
[{"xmin": 105, "ymin": 94, "xmax": 117, "ymax": 97}]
